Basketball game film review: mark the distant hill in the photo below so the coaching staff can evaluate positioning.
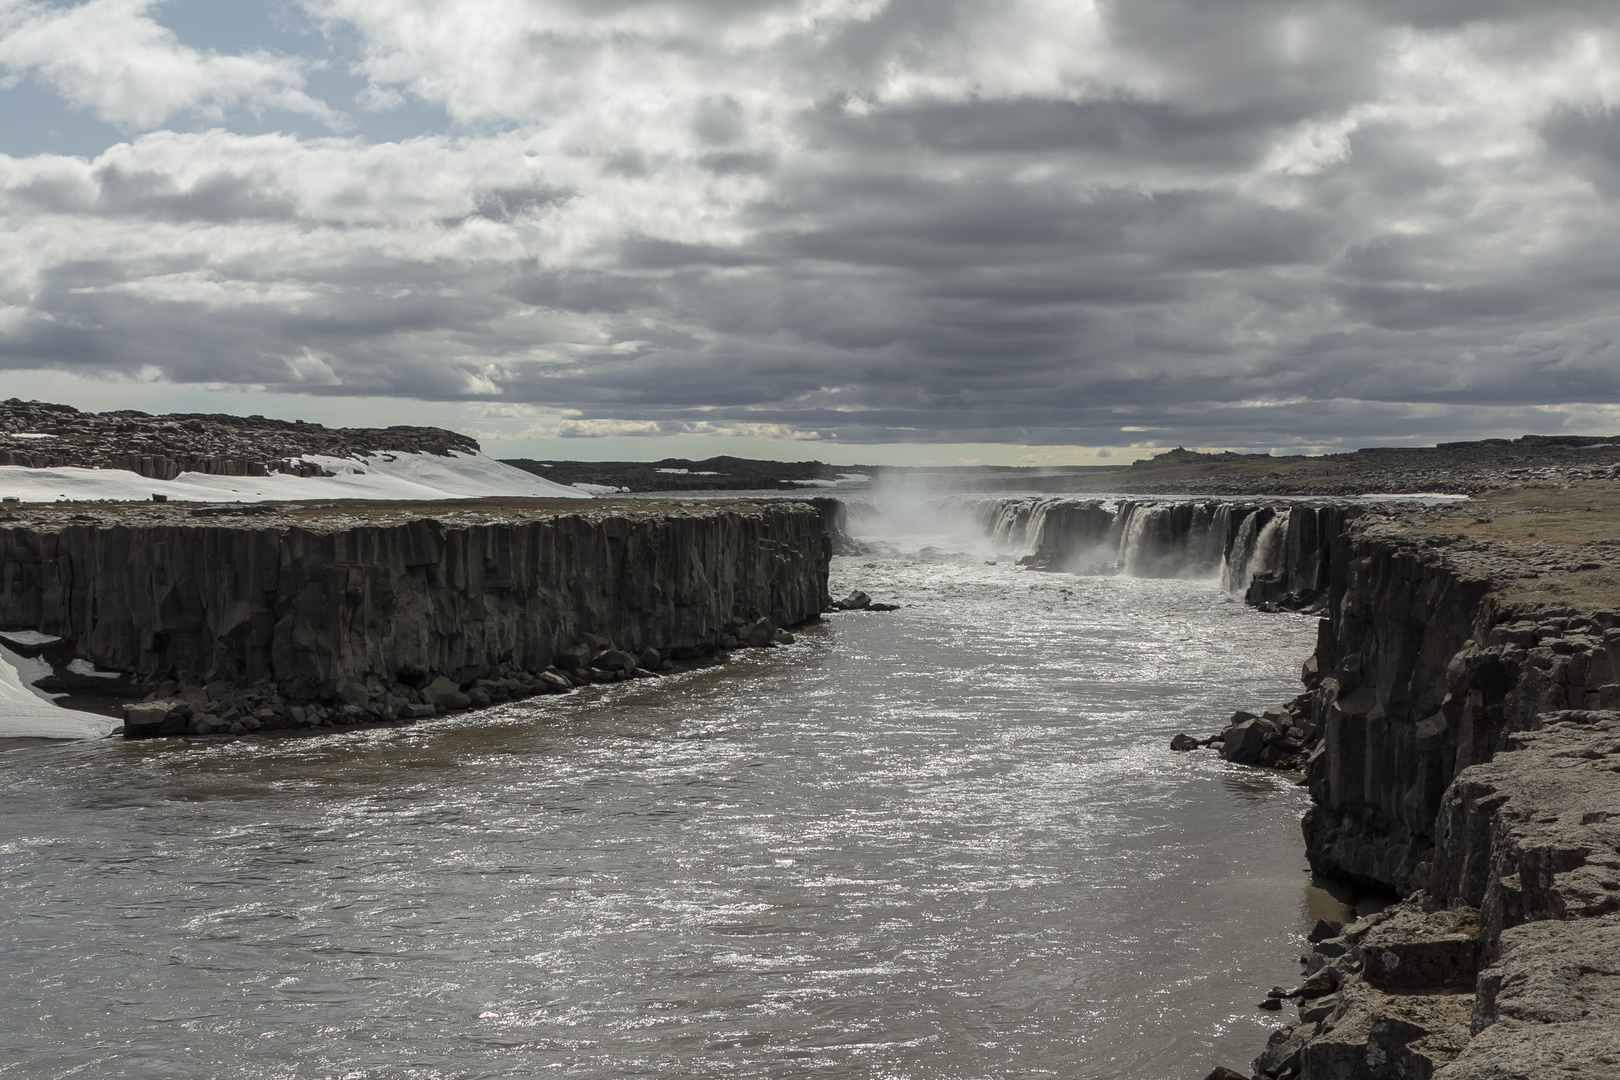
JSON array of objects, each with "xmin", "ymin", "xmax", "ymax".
[{"xmin": 501, "ymin": 456, "xmax": 864, "ymax": 492}]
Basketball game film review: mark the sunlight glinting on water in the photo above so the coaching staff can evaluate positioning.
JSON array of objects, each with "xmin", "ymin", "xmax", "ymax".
[{"xmin": 0, "ymin": 508, "xmax": 1324, "ymax": 1079}]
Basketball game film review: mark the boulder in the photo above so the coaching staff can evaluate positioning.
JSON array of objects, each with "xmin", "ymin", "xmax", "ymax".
[
  {"xmin": 555, "ymin": 644, "xmax": 592, "ymax": 670},
  {"xmin": 638, "ymin": 647, "xmax": 661, "ymax": 670},
  {"xmin": 1361, "ymin": 905, "xmax": 1480, "ymax": 990},
  {"xmin": 745, "ymin": 618, "xmax": 775, "ymax": 647},
  {"xmin": 1220, "ymin": 718, "xmax": 1270, "ymax": 764},
  {"xmin": 771, "ymin": 628, "xmax": 795, "ymax": 646},
  {"xmin": 421, "ymin": 676, "xmax": 471, "ymax": 710},
  {"xmin": 538, "ymin": 670, "xmax": 572, "ymax": 694},
  {"xmin": 1170, "ymin": 733, "xmax": 1201, "ymax": 751},
  {"xmin": 1254, "ymin": 1023, "xmax": 1309, "ymax": 1077},
  {"xmin": 593, "ymin": 649, "xmax": 636, "ymax": 672},
  {"xmin": 122, "ymin": 698, "xmax": 189, "ymax": 738},
  {"xmin": 834, "ymin": 590, "xmax": 871, "ymax": 610}
]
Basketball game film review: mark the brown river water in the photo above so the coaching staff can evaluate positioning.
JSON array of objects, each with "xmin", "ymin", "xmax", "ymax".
[{"xmin": 0, "ymin": 523, "xmax": 1339, "ymax": 1079}]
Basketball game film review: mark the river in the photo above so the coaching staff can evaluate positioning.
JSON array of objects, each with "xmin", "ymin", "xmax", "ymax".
[{"xmin": 0, "ymin": 509, "xmax": 1331, "ymax": 1079}]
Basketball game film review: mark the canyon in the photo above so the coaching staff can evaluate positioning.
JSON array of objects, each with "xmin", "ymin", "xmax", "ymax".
[
  {"xmin": 2, "ymin": 402, "xmax": 1617, "ymax": 1078},
  {"xmin": 985, "ymin": 481, "xmax": 1620, "ymax": 1079}
]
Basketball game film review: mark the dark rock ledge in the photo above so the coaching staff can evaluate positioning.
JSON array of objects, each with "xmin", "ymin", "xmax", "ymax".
[
  {"xmin": 1198, "ymin": 518, "xmax": 1620, "ymax": 1079},
  {"xmin": 0, "ymin": 499, "xmax": 833, "ymax": 739}
]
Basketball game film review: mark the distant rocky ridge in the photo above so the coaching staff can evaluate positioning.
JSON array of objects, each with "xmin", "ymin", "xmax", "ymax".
[
  {"xmin": 501, "ymin": 455, "xmax": 864, "ymax": 492},
  {"xmin": 0, "ymin": 399, "xmax": 478, "ymax": 481},
  {"xmin": 1117, "ymin": 435, "xmax": 1620, "ymax": 496}
]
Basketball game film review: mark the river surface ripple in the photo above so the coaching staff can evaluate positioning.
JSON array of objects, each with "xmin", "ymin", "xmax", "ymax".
[{"xmin": 1, "ymin": 541, "xmax": 1323, "ymax": 1079}]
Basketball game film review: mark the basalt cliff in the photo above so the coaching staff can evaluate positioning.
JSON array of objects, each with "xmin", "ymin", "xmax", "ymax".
[{"xmin": 0, "ymin": 497, "xmax": 832, "ymax": 736}]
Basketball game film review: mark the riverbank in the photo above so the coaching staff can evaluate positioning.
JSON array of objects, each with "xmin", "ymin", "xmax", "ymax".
[{"xmin": 1202, "ymin": 489, "xmax": 1620, "ymax": 1078}]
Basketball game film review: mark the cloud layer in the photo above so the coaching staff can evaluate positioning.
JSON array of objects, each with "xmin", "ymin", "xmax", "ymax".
[{"xmin": 2, "ymin": 0, "xmax": 1618, "ymax": 450}]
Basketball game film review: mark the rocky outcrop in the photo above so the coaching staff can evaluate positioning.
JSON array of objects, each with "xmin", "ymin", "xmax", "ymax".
[
  {"xmin": 0, "ymin": 501, "xmax": 830, "ymax": 727},
  {"xmin": 1235, "ymin": 711, "xmax": 1620, "ymax": 1080},
  {"xmin": 1297, "ymin": 523, "xmax": 1620, "ymax": 897},
  {"xmin": 0, "ymin": 398, "xmax": 478, "ymax": 479}
]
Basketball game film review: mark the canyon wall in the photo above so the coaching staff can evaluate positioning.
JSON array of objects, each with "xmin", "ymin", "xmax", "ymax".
[{"xmin": 0, "ymin": 502, "xmax": 830, "ymax": 702}]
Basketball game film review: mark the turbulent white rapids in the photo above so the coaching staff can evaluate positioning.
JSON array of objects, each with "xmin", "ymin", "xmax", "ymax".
[{"xmin": 0, "ymin": 495, "xmax": 1338, "ymax": 1079}]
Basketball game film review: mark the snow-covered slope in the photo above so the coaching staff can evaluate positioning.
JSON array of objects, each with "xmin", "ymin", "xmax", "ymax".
[
  {"xmin": 0, "ymin": 644, "xmax": 117, "ymax": 741},
  {"xmin": 0, "ymin": 450, "xmax": 589, "ymax": 503}
]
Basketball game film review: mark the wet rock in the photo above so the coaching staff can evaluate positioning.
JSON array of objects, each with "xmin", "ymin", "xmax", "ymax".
[
  {"xmin": 1220, "ymin": 718, "xmax": 1272, "ymax": 764},
  {"xmin": 1201, "ymin": 1069, "xmax": 1248, "ymax": 1080},
  {"xmin": 771, "ymin": 628, "xmax": 795, "ymax": 646},
  {"xmin": 1170, "ymin": 733, "xmax": 1200, "ymax": 751},
  {"xmin": 421, "ymin": 676, "xmax": 471, "ymax": 710},
  {"xmin": 744, "ymin": 618, "xmax": 775, "ymax": 647},
  {"xmin": 638, "ymin": 647, "xmax": 661, "ymax": 670},
  {"xmin": 867, "ymin": 602, "xmax": 901, "ymax": 611},
  {"xmin": 1254, "ymin": 1023, "xmax": 1308, "ymax": 1077},
  {"xmin": 123, "ymin": 698, "xmax": 188, "ymax": 738},
  {"xmin": 402, "ymin": 703, "xmax": 436, "ymax": 719},
  {"xmin": 834, "ymin": 590, "xmax": 871, "ymax": 610},
  {"xmin": 538, "ymin": 670, "xmax": 572, "ymax": 694}
]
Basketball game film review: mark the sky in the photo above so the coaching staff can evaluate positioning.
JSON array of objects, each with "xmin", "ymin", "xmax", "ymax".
[{"xmin": 0, "ymin": 0, "xmax": 1618, "ymax": 466}]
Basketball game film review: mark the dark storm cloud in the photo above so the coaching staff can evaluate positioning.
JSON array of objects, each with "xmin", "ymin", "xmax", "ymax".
[{"xmin": 2, "ymin": 0, "xmax": 1618, "ymax": 450}]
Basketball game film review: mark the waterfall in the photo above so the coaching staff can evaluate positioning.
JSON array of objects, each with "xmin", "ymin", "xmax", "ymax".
[
  {"xmin": 1220, "ymin": 510, "xmax": 1290, "ymax": 593},
  {"xmin": 923, "ymin": 495, "xmax": 1348, "ymax": 596}
]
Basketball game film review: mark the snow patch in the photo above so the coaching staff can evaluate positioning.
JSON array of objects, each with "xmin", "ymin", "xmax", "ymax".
[
  {"xmin": 571, "ymin": 482, "xmax": 629, "ymax": 495},
  {"xmin": 0, "ymin": 645, "xmax": 116, "ymax": 740},
  {"xmin": 66, "ymin": 659, "xmax": 120, "ymax": 679},
  {"xmin": 0, "ymin": 630, "xmax": 61, "ymax": 646},
  {"xmin": 0, "ymin": 450, "xmax": 590, "ymax": 503}
]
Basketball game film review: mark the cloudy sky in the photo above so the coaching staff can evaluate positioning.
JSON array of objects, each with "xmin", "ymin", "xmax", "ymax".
[{"xmin": 1, "ymin": 0, "xmax": 1617, "ymax": 464}]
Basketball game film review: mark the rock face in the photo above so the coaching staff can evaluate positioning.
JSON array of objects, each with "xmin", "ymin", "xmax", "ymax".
[
  {"xmin": 0, "ymin": 398, "xmax": 478, "ymax": 479},
  {"xmin": 1296, "ymin": 522, "xmax": 1620, "ymax": 897},
  {"xmin": 1246, "ymin": 711, "xmax": 1620, "ymax": 1080},
  {"xmin": 0, "ymin": 502, "xmax": 830, "ymax": 706}
]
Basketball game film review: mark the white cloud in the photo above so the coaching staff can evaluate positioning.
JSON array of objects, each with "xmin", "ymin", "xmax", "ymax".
[
  {"xmin": 0, "ymin": 0, "xmax": 339, "ymax": 128},
  {"xmin": 1, "ymin": 1, "xmax": 1619, "ymax": 451}
]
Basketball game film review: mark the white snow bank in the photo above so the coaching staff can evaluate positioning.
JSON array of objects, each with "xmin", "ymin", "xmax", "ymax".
[
  {"xmin": 0, "ymin": 630, "xmax": 60, "ymax": 646},
  {"xmin": 0, "ymin": 450, "xmax": 589, "ymax": 503},
  {"xmin": 0, "ymin": 645, "xmax": 116, "ymax": 741}
]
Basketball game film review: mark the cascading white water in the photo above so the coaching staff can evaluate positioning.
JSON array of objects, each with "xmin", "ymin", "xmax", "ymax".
[
  {"xmin": 1220, "ymin": 512, "xmax": 1263, "ymax": 593},
  {"xmin": 1251, "ymin": 510, "xmax": 1291, "ymax": 580},
  {"xmin": 1219, "ymin": 510, "xmax": 1290, "ymax": 593}
]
